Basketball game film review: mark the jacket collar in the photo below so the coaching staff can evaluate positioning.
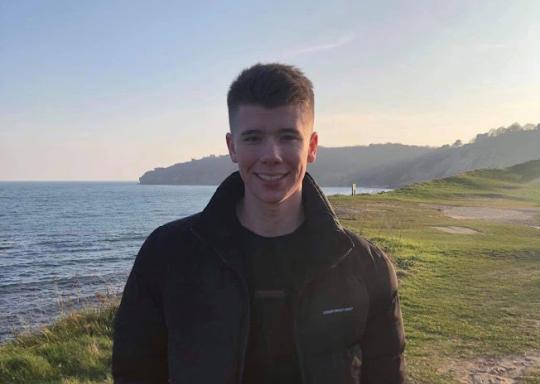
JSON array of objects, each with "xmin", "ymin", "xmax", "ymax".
[{"xmin": 192, "ymin": 171, "xmax": 354, "ymax": 287}]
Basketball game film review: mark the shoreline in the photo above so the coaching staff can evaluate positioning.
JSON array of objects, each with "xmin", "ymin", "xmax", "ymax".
[{"xmin": 1, "ymin": 291, "xmax": 122, "ymax": 345}]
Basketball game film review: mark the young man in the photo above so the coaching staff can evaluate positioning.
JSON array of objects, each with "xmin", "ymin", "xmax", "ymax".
[{"xmin": 112, "ymin": 63, "xmax": 406, "ymax": 384}]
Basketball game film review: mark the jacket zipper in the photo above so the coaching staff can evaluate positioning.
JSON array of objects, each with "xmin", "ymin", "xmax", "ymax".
[
  {"xmin": 190, "ymin": 227, "xmax": 251, "ymax": 384},
  {"xmin": 292, "ymin": 242, "xmax": 354, "ymax": 384}
]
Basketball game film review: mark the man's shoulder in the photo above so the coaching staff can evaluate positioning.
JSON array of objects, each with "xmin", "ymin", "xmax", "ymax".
[
  {"xmin": 344, "ymin": 229, "xmax": 392, "ymax": 267},
  {"xmin": 133, "ymin": 213, "xmax": 202, "ymax": 268},
  {"xmin": 342, "ymin": 229, "xmax": 399, "ymax": 296},
  {"xmin": 154, "ymin": 212, "xmax": 202, "ymax": 240}
]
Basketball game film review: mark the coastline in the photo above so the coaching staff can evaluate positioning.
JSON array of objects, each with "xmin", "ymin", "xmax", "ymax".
[{"xmin": 2, "ymin": 162, "xmax": 540, "ymax": 383}]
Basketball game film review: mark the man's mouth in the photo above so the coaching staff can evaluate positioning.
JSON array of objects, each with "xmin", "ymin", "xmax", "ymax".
[{"xmin": 255, "ymin": 173, "xmax": 288, "ymax": 182}]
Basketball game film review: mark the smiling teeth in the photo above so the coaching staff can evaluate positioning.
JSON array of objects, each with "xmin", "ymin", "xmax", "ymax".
[{"xmin": 257, "ymin": 174, "xmax": 285, "ymax": 181}]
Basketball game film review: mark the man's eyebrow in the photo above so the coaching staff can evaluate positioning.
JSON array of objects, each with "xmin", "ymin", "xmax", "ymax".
[
  {"xmin": 240, "ymin": 129, "xmax": 262, "ymax": 136},
  {"xmin": 278, "ymin": 128, "xmax": 301, "ymax": 135},
  {"xmin": 239, "ymin": 128, "xmax": 300, "ymax": 136}
]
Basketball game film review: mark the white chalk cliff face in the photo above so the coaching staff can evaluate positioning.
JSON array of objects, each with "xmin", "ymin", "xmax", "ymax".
[{"xmin": 139, "ymin": 124, "xmax": 540, "ymax": 188}]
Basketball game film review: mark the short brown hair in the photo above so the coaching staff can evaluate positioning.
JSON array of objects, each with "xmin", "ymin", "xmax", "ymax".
[{"xmin": 227, "ymin": 63, "xmax": 314, "ymax": 129}]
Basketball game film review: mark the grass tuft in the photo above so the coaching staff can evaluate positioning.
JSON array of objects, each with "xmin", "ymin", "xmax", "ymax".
[{"xmin": 1, "ymin": 305, "xmax": 116, "ymax": 384}]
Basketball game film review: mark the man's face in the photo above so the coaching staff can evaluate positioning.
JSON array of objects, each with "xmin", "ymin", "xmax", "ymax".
[{"xmin": 226, "ymin": 104, "xmax": 318, "ymax": 206}]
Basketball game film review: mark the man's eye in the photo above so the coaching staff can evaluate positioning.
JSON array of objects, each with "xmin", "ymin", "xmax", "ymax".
[
  {"xmin": 280, "ymin": 134, "xmax": 299, "ymax": 141},
  {"xmin": 243, "ymin": 135, "xmax": 261, "ymax": 143}
]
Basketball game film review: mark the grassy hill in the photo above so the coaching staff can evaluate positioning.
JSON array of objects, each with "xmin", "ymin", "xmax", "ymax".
[
  {"xmin": 2, "ymin": 160, "xmax": 540, "ymax": 383},
  {"xmin": 390, "ymin": 158, "xmax": 540, "ymax": 201}
]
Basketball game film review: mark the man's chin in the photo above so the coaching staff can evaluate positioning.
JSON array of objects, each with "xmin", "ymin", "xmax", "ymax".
[
  {"xmin": 254, "ymin": 188, "xmax": 304, "ymax": 206},
  {"xmin": 256, "ymin": 193, "xmax": 288, "ymax": 205}
]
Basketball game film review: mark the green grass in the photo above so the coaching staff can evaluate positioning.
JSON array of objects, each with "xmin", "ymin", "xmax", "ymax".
[
  {"xmin": 332, "ymin": 159, "xmax": 540, "ymax": 383},
  {"xmin": 2, "ymin": 159, "xmax": 540, "ymax": 383},
  {"xmin": 0, "ymin": 306, "xmax": 116, "ymax": 384},
  {"xmin": 386, "ymin": 159, "xmax": 540, "ymax": 203}
]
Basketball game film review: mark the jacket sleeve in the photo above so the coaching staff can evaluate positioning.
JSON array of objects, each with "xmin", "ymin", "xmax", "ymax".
[
  {"xmin": 360, "ymin": 244, "xmax": 406, "ymax": 384},
  {"xmin": 112, "ymin": 228, "xmax": 169, "ymax": 384}
]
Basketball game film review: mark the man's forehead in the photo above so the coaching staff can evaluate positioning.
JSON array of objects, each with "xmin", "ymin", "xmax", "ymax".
[
  {"xmin": 236, "ymin": 103, "xmax": 304, "ymax": 116},
  {"xmin": 231, "ymin": 104, "xmax": 313, "ymax": 131}
]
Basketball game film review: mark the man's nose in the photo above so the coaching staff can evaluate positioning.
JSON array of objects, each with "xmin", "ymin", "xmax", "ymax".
[{"xmin": 260, "ymin": 139, "xmax": 282, "ymax": 164}]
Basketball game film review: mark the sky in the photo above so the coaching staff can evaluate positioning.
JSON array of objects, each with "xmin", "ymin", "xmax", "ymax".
[{"xmin": 1, "ymin": 0, "xmax": 539, "ymax": 181}]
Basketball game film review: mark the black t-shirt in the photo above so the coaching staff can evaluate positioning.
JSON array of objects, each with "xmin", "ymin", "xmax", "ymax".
[{"xmin": 238, "ymin": 219, "xmax": 306, "ymax": 384}]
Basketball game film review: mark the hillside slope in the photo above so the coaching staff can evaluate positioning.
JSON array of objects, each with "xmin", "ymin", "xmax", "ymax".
[
  {"xmin": 360, "ymin": 124, "xmax": 540, "ymax": 187},
  {"xmin": 391, "ymin": 158, "xmax": 540, "ymax": 201},
  {"xmin": 139, "ymin": 123, "xmax": 540, "ymax": 187}
]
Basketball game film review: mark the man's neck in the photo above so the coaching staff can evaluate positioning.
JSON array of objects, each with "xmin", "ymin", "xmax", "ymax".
[{"xmin": 236, "ymin": 190, "xmax": 304, "ymax": 237}]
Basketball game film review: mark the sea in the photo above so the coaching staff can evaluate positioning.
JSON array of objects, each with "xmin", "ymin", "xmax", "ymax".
[{"xmin": 0, "ymin": 181, "xmax": 389, "ymax": 342}]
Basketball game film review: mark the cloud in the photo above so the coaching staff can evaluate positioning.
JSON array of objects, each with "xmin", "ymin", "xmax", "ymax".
[{"xmin": 281, "ymin": 33, "xmax": 357, "ymax": 58}]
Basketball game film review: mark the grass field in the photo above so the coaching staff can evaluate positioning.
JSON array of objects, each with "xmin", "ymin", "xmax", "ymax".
[
  {"xmin": 1, "ymin": 160, "xmax": 539, "ymax": 383},
  {"xmin": 333, "ymin": 160, "xmax": 540, "ymax": 383}
]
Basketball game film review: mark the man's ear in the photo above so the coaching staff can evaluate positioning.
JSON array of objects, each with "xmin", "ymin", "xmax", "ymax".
[
  {"xmin": 226, "ymin": 132, "xmax": 238, "ymax": 163},
  {"xmin": 307, "ymin": 131, "xmax": 318, "ymax": 163}
]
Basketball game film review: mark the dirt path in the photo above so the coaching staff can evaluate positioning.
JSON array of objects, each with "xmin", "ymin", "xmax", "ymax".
[
  {"xmin": 443, "ymin": 351, "xmax": 540, "ymax": 383},
  {"xmin": 421, "ymin": 204, "xmax": 540, "ymax": 225}
]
